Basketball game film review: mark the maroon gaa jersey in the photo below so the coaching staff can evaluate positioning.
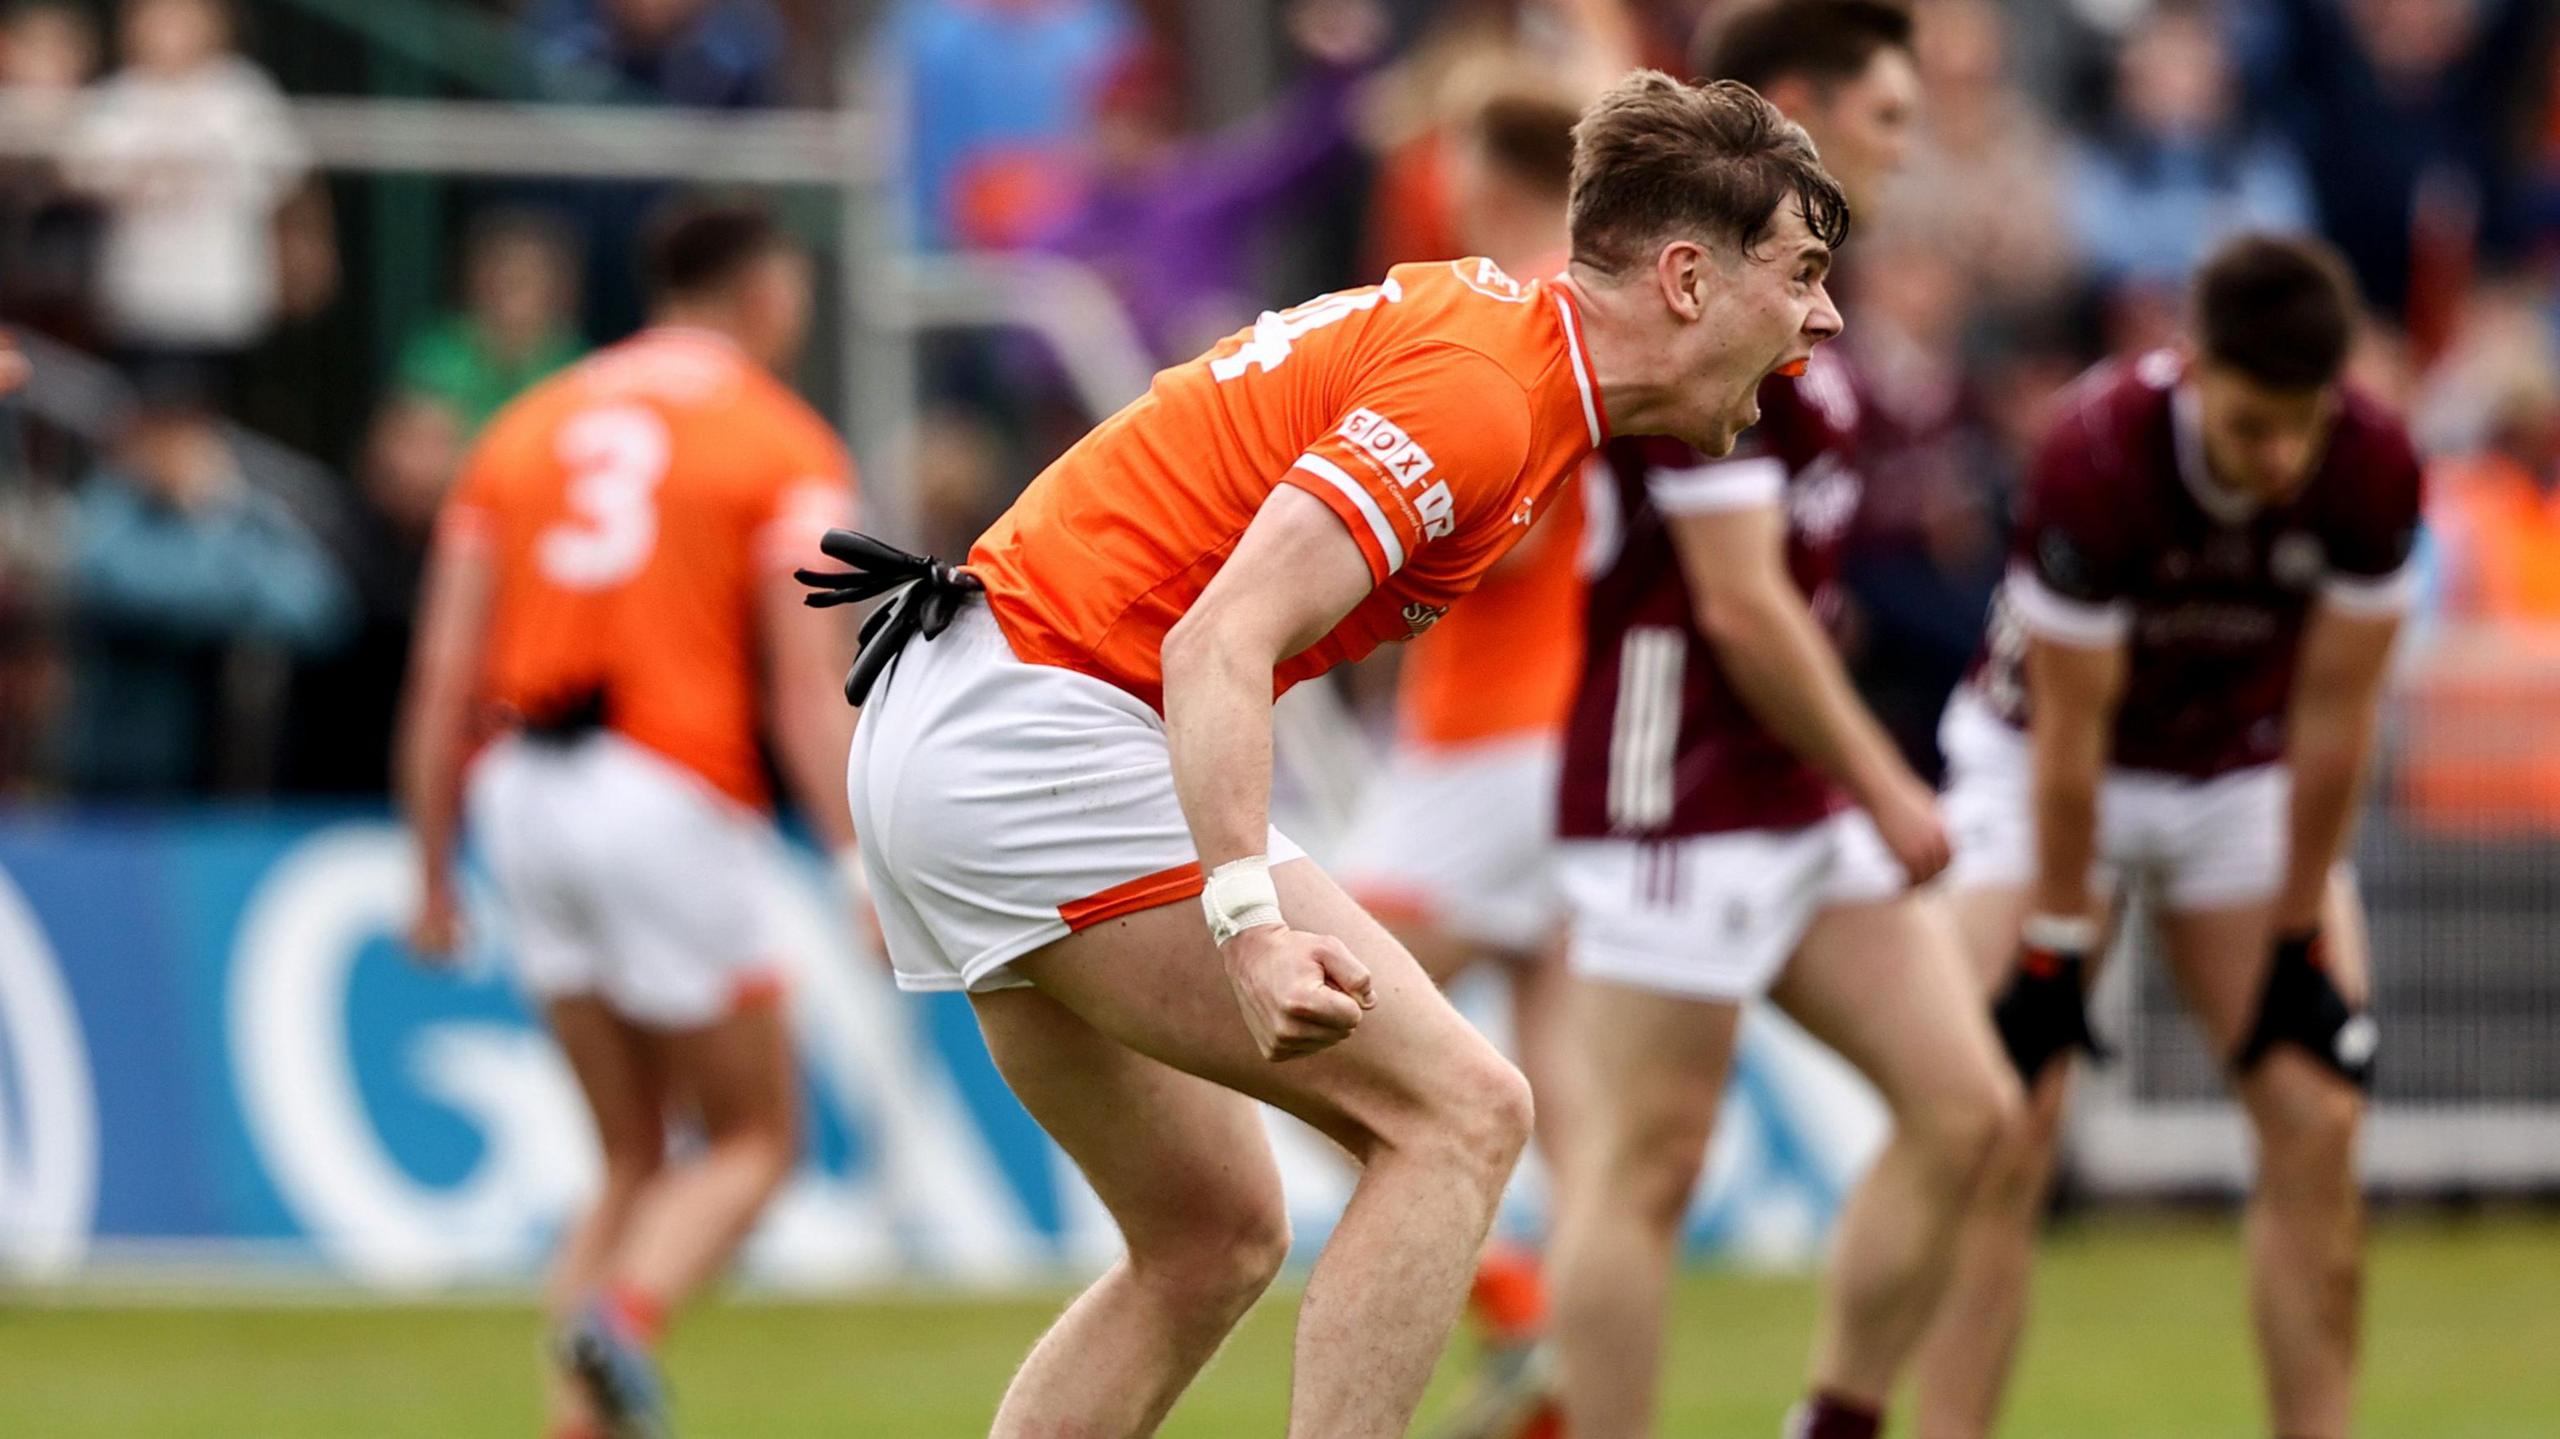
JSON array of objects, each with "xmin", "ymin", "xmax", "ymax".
[
  {"xmin": 1558, "ymin": 350, "xmax": 1865, "ymax": 838},
  {"xmin": 1965, "ymin": 350, "xmax": 2422, "ymax": 779}
]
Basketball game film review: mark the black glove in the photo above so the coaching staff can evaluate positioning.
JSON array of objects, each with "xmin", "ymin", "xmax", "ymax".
[
  {"xmin": 2234, "ymin": 929, "xmax": 2376, "ymax": 1089},
  {"xmin": 1992, "ymin": 941, "xmax": 2111, "ymax": 1084},
  {"xmin": 794, "ymin": 529, "xmax": 982, "ymax": 706}
]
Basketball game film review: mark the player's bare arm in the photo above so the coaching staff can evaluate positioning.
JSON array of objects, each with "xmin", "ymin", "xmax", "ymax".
[
  {"xmin": 393, "ymin": 532, "xmax": 497, "ymax": 961},
  {"xmin": 2275, "ymin": 603, "xmax": 2400, "ymax": 933},
  {"xmin": 1163, "ymin": 484, "xmax": 1379, "ymax": 1061},
  {"xmin": 1665, "ymin": 498, "xmax": 1949, "ymax": 882},
  {"xmin": 2023, "ymin": 633, "xmax": 2127, "ymax": 926},
  {"xmin": 759, "ymin": 564, "xmax": 858, "ymax": 853}
]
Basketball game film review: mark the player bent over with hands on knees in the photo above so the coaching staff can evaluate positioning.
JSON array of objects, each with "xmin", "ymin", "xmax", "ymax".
[
  {"xmin": 796, "ymin": 70, "xmax": 1852, "ymax": 1439},
  {"xmin": 1545, "ymin": 7, "xmax": 2024, "ymax": 1439},
  {"xmin": 1909, "ymin": 234, "xmax": 2418, "ymax": 1439}
]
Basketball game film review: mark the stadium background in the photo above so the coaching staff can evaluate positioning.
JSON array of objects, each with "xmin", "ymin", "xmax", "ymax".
[{"xmin": 0, "ymin": 0, "xmax": 2556, "ymax": 1433}]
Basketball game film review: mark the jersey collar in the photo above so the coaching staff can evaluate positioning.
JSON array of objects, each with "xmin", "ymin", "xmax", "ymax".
[
  {"xmin": 1548, "ymin": 278, "xmax": 1610, "ymax": 449},
  {"xmin": 2171, "ymin": 382, "xmax": 2260, "ymax": 524}
]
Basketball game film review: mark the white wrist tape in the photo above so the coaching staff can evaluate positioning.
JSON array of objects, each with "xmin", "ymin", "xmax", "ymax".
[
  {"xmin": 1202, "ymin": 855, "xmax": 1285, "ymax": 947},
  {"xmin": 2023, "ymin": 913, "xmax": 2099, "ymax": 954}
]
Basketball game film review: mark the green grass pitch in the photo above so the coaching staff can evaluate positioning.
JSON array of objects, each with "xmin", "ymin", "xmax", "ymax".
[{"xmin": 4, "ymin": 1215, "xmax": 2552, "ymax": 1437}]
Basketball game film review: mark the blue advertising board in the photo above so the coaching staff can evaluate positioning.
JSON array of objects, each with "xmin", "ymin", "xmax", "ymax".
[{"xmin": 0, "ymin": 809, "xmax": 1883, "ymax": 1288}]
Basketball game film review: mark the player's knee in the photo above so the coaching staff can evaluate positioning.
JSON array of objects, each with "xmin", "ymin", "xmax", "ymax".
[
  {"xmin": 1924, "ymin": 1065, "xmax": 2027, "ymax": 1183},
  {"xmin": 1383, "ymin": 1041, "xmax": 1533, "ymax": 1189},
  {"xmin": 2257, "ymin": 1066, "xmax": 2363, "ymax": 1179},
  {"xmin": 1444, "ymin": 1049, "xmax": 1536, "ymax": 1181},
  {"xmin": 597, "ymin": 1135, "xmax": 667, "ymax": 1203},
  {"xmin": 1134, "ymin": 1192, "xmax": 1292, "ymax": 1316},
  {"xmin": 1592, "ymin": 1109, "xmax": 1712, "ymax": 1235}
]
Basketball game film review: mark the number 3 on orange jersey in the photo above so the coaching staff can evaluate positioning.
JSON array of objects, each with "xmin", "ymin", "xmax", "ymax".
[{"xmin": 540, "ymin": 405, "xmax": 671, "ymax": 589}]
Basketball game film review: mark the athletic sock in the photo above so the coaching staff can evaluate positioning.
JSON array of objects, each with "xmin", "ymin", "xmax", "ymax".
[
  {"xmin": 1468, "ymin": 1240, "xmax": 1551, "ymax": 1344},
  {"xmin": 604, "ymin": 1282, "xmax": 669, "ymax": 1348},
  {"xmin": 1787, "ymin": 1389, "xmax": 1881, "ymax": 1439}
]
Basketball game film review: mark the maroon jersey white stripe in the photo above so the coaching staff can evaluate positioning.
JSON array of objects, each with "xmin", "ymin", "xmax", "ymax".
[
  {"xmin": 1964, "ymin": 350, "xmax": 2423, "ymax": 778},
  {"xmin": 1559, "ymin": 352, "xmax": 1864, "ymax": 839}
]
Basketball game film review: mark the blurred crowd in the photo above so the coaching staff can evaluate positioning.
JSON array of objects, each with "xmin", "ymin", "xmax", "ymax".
[{"xmin": 1, "ymin": 0, "xmax": 2558, "ymax": 835}]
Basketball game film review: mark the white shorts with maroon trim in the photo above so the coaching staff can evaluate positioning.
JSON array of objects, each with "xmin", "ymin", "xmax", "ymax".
[
  {"xmin": 1938, "ymin": 691, "xmax": 2286, "ymax": 911},
  {"xmin": 1559, "ymin": 810, "xmax": 1907, "ymax": 1002},
  {"xmin": 848, "ymin": 603, "xmax": 1305, "ymax": 994},
  {"xmin": 467, "ymin": 732, "xmax": 786, "ymax": 1028},
  {"xmin": 1338, "ymin": 732, "xmax": 1563, "ymax": 957}
]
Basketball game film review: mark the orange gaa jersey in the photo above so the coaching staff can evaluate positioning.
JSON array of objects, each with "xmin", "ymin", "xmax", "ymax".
[
  {"xmin": 440, "ymin": 328, "xmax": 856, "ymax": 809},
  {"xmin": 1390, "ymin": 477, "xmax": 1586, "ymax": 748},
  {"xmin": 968, "ymin": 257, "xmax": 1610, "ymax": 711}
]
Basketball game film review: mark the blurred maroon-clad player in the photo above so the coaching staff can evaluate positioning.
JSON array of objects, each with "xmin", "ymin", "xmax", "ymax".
[
  {"xmin": 1913, "ymin": 234, "xmax": 2419, "ymax": 1439},
  {"xmin": 1545, "ymin": 9, "xmax": 2022, "ymax": 1439}
]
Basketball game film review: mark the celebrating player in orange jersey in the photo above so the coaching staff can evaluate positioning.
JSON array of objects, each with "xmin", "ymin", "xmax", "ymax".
[
  {"xmin": 801, "ymin": 71, "xmax": 1847, "ymax": 1439},
  {"xmin": 397, "ymin": 201, "xmax": 858, "ymax": 1439}
]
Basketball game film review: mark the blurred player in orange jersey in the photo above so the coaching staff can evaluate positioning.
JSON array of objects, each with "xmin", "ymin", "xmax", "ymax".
[
  {"xmin": 801, "ymin": 72, "xmax": 1846, "ymax": 1439},
  {"xmin": 1334, "ymin": 84, "xmax": 1587, "ymax": 1439},
  {"xmin": 395, "ymin": 200, "xmax": 858, "ymax": 1439}
]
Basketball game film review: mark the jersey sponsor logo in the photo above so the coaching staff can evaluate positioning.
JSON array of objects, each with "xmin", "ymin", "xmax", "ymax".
[
  {"xmin": 1510, "ymin": 495, "xmax": 1536, "ymax": 527},
  {"xmin": 2271, "ymin": 532, "xmax": 2326, "ymax": 589},
  {"xmin": 1400, "ymin": 599, "xmax": 1448, "ymax": 635},
  {"xmin": 1340, "ymin": 408, "xmax": 1458, "ymax": 540},
  {"xmin": 1789, "ymin": 456, "xmax": 1863, "ymax": 545},
  {"xmin": 1452, "ymin": 256, "xmax": 1533, "ymax": 303}
]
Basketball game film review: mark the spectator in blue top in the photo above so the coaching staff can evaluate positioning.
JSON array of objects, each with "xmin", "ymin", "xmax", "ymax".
[
  {"xmin": 877, "ymin": 0, "xmax": 1134, "ymax": 250},
  {"xmin": 60, "ymin": 380, "xmax": 351, "ymax": 793},
  {"xmin": 2071, "ymin": 6, "xmax": 2311, "ymax": 291}
]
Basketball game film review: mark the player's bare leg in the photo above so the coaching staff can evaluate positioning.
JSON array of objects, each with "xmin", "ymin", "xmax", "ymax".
[
  {"xmin": 542, "ymin": 997, "xmax": 669, "ymax": 1438},
  {"xmin": 973, "ymin": 986, "xmax": 1291, "ymax": 1437},
  {"xmin": 1547, "ymin": 979, "xmax": 1739, "ymax": 1439},
  {"xmin": 1777, "ymin": 896, "xmax": 2021, "ymax": 1429},
  {"xmin": 2161, "ymin": 888, "xmax": 2366, "ymax": 1439},
  {"xmin": 1355, "ymin": 903, "xmax": 1577, "ymax": 1439},
  {"xmin": 1909, "ymin": 883, "xmax": 2080, "ymax": 1439},
  {"xmin": 601, "ymin": 995, "xmax": 800, "ymax": 1312},
  {"xmin": 1006, "ymin": 859, "xmax": 1534, "ymax": 1439}
]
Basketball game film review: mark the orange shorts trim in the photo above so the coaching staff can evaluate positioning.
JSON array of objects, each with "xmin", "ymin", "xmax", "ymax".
[
  {"xmin": 1059, "ymin": 862, "xmax": 1206, "ymax": 932},
  {"xmin": 729, "ymin": 968, "xmax": 789, "ymax": 1013}
]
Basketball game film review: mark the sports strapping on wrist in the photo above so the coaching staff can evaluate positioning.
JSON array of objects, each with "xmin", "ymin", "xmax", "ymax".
[
  {"xmin": 2023, "ymin": 912, "xmax": 2098, "ymax": 953},
  {"xmin": 1202, "ymin": 855, "xmax": 1284, "ymax": 947}
]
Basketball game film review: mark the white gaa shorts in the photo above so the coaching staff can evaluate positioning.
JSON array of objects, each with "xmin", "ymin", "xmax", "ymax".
[
  {"xmin": 847, "ymin": 603, "xmax": 1305, "ymax": 994},
  {"xmin": 1559, "ymin": 809, "xmax": 1907, "ymax": 1002},
  {"xmin": 1938, "ymin": 691, "xmax": 2287, "ymax": 911},
  {"xmin": 1337, "ymin": 732, "xmax": 1564, "ymax": 957},
  {"xmin": 466, "ymin": 731, "xmax": 785, "ymax": 1028}
]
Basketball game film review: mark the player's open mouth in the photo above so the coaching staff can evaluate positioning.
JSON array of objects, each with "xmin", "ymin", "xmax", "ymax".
[{"xmin": 1773, "ymin": 357, "xmax": 1810, "ymax": 379}]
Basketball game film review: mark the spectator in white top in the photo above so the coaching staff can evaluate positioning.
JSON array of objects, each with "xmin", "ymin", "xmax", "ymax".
[{"xmin": 64, "ymin": 0, "xmax": 317, "ymax": 395}]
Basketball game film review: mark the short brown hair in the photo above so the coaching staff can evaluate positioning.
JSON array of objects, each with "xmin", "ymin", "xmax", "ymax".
[
  {"xmin": 1693, "ymin": 0, "xmax": 1913, "ymax": 94},
  {"xmin": 1568, "ymin": 70, "xmax": 1849, "ymax": 277},
  {"xmin": 1469, "ymin": 89, "xmax": 1581, "ymax": 200},
  {"xmin": 641, "ymin": 196, "xmax": 791, "ymax": 303},
  {"xmin": 2193, "ymin": 232, "xmax": 2360, "ymax": 389}
]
